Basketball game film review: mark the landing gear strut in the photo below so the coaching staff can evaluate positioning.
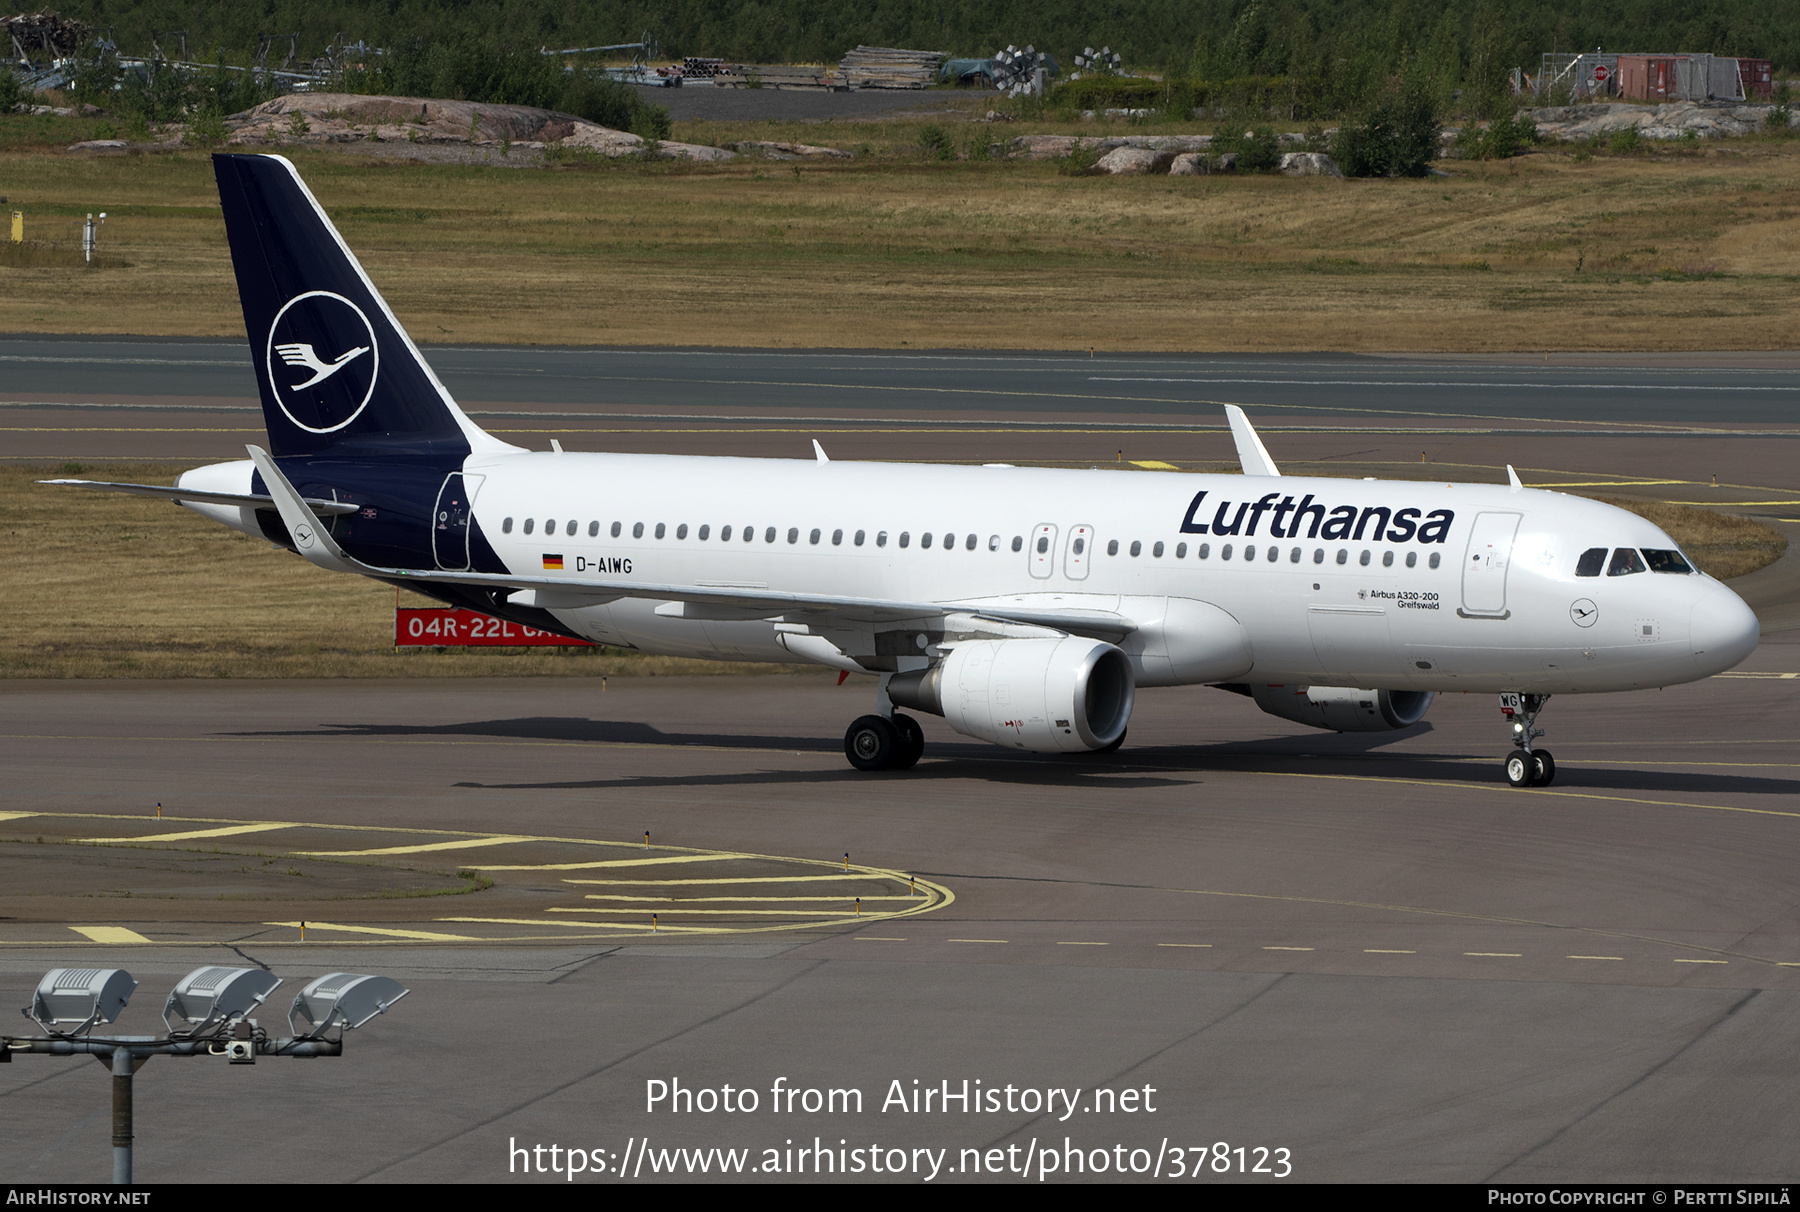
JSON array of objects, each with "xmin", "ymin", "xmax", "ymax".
[
  {"xmin": 844, "ymin": 713, "xmax": 924, "ymax": 772},
  {"xmin": 1500, "ymin": 693, "xmax": 1554, "ymax": 787}
]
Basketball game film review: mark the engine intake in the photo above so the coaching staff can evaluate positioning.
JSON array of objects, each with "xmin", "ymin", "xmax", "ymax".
[
  {"xmin": 889, "ymin": 637, "xmax": 1134, "ymax": 753},
  {"xmin": 1239, "ymin": 683, "xmax": 1435, "ymax": 732}
]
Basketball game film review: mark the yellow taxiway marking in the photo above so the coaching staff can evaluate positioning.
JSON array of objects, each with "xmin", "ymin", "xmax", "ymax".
[
  {"xmin": 1130, "ymin": 460, "xmax": 1180, "ymax": 470},
  {"xmin": 1466, "ymin": 952, "xmax": 1523, "ymax": 957},
  {"xmin": 1365, "ymin": 949, "xmax": 1417, "ymax": 954},
  {"xmin": 1663, "ymin": 500, "xmax": 1800, "ymax": 506},
  {"xmin": 856, "ymin": 936, "xmax": 907, "ymax": 942},
  {"xmin": 1569, "ymin": 956, "xmax": 1624, "ymax": 961},
  {"xmin": 1674, "ymin": 958, "xmax": 1728, "ymax": 964},
  {"xmin": 1530, "ymin": 480, "xmax": 1690, "ymax": 487},
  {"xmin": 437, "ymin": 917, "xmax": 707, "ymax": 932},
  {"xmin": 70, "ymin": 926, "xmax": 151, "ymax": 944},
  {"xmin": 948, "ymin": 938, "xmax": 1007, "ymax": 944},
  {"xmin": 0, "ymin": 811, "xmax": 38, "ymax": 822},
  {"xmin": 1263, "ymin": 946, "xmax": 1314, "ymax": 952},
  {"xmin": 550, "ymin": 906, "xmax": 858, "ymax": 917},
  {"xmin": 1714, "ymin": 672, "xmax": 1800, "ymax": 680},
  {"xmin": 580, "ymin": 894, "xmax": 918, "ymax": 903},
  {"xmin": 1057, "ymin": 941, "xmax": 1108, "ymax": 946},
  {"xmin": 564, "ymin": 874, "xmax": 906, "ymax": 885},
  {"xmin": 1158, "ymin": 943, "xmax": 1213, "ymax": 948},
  {"xmin": 266, "ymin": 920, "xmax": 477, "ymax": 941},
  {"xmin": 80, "ymin": 822, "xmax": 295, "ymax": 844},
  {"xmin": 481, "ymin": 855, "xmax": 749, "ymax": 872},
  {"xmin": 300, "ymin": 835, "xmax": 530, "ymax": 857}
]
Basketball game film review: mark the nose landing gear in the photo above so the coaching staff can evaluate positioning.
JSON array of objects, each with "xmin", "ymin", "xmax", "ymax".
[{"xmin": 1500, "ymin": 693, "xmax": 1554, "ymax": 787}]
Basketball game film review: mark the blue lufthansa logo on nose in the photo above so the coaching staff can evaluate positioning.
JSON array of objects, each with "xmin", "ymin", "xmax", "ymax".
[{"xmin": 265, "ymin": 291, "xmax": 379, "ymax": 433}]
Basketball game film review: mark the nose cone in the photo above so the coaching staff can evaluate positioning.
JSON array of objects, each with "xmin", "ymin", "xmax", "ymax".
[{"xmin": 1690, "ymin": 586, "xmax": 1760, "ymax": 677}]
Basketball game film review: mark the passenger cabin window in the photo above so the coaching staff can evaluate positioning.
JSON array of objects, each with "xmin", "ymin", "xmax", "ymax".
[
  {"xmin": 877, "ymin": 531, "xmax": 888, "ymax": 548},
  {"xmin": 1037, "ymin": 536, "xmax": 1050, "ymax": 554},
  {"xmin": 654, "ymin": 523, "xmax": 665, "ymax": 539},
  {"xmin": 1198, "ymin": 543, "xmax": 1210, "ymax": 559},
  {"xmin": 1608, "ymin": 548, "xmax": 1648, "ymax": 576},
  {"xmin": 965, "ymin": 534, "xmax": 977, "ymax": 551},
  {"xmin": 854, "ymin": 530, "xmax": 865, "ymax": 546},
  {"xmin": 1313, "ymin": 549, "xmax": 1323, "ymax": 563},
  {"xmin": 563, "ymin": 520, "xmax": 574, "ymax": 536},
  {"xmin": 787, "ymin": 527, "xmax": 799, "ymax": 544},
  {"xmin": 1382, "ymin": 551, "xmax": 1394, "ymax": 567},
  {"xmin": 1175, "ymin": 542, "xmax": 1187, "ymax": 558},
  {"xmin": 765, "ymin": 527, "xmax": 777, "ymax": 543},
  {"xmin": 1643, "ymin": 549, "xmax": 1692, "ymax": 574},
  {"xmin": 1576, "ymin": 547, "xmax": 1607, "ymax": 577},
  {"xmin": 523, "ymin": 518, "xmax": 535, "ymax": 535},
  {"xmin": 1359, "ymin": 550, "xmax": 1371, "ymax": 566},
  {"xmin": 1106, "ymin": 539, "xmax": 1119, "ymax": 556},
  {"xmin": 810, "ymin": 528, "xmax": 821, "ymax": 545},
  {"xmin": 1011, "ymin": 536, "xmax": 1023, "ymax": 552},
  {"xmin": 632, "ymin": 522, "xmax": 644, "ymax": 539},
  {"xmin": 502, "ymin": 517, "xmax": 513, "ymax": 534},
  {"xmin": 699, "ymin": 525, "xmax": 711, "ymax": 540},
  {"xmin": 611, "ymin": 522, "xmax": 622, "ymax": 538},
  {"xmin": 1429, "ymin": 553, "xmax": 1441, "ymax": 569},
  {"xmin": 1129, "ymin": 541, "xmax": 1141, "ymax": 557},
  {"xmin": 1336, "ymin": 549, "xmax": 1348, "ymax": 565},
  {"xmin": 720, "ymin": 525, "xmax": 732, "ymax": 541},
  {"xmin": 588, "ymin": 521, "xmax": 598, "ymax": 537},
  {"xmin": 899, "ymin": 532, "xmax": 910, "ymax": 548},
  {"xmin": 1222, "ymin": 544, "xmax": 1234, "ymax": 560},
  {"xmin": 1405, "ymin": 552, "xmax": 1417, "ymax": 568},
  {"xmin": 677, "ymin": 524, "xmax": 688, "ymax": 539},
  {"xmin": 922, "ymin": 532, "xmax": 934, "ymax": 549}
]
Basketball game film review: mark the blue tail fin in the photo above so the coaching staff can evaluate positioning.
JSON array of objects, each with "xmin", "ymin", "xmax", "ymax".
[{"xmin": 213, "ymin": 153, "xmax": 511, "ymax": 460}]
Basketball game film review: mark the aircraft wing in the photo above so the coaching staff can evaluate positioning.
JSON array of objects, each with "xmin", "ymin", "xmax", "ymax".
[
  {"xmin": 244, "ymin": 447, "xmax": 1135, "ymax": 638},
  {"xmin": 42, "ymin": 478, "xmax": 362, "ymax": 516}
]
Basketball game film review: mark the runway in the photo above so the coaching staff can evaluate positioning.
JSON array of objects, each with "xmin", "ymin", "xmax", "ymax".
[
  {"xmin": 2, "ymin": 340, "xmax": 1798, "ymax": 1183},
  {"xmin": 2, "ymin": 655, "xmax": 1799, "ymax": 1183}
]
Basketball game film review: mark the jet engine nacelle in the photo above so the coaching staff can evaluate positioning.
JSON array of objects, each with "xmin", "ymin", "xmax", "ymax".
[
  {"xmin": 1248, "ymin": 683, "xmax": 1435, "ymax": 732},
  {"xmin": 889, "ymin": 637, "xmax": 1135, "ymax": 753}
]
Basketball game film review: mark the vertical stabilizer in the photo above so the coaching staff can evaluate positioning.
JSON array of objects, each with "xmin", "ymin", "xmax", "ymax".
[{"xmin": 213, "ymin": 154, "xmax": 517, "ymax": 460}]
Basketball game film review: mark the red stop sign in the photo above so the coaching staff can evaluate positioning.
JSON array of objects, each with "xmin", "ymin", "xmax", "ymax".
[{"xmin": 1594, "ymin": 64, "xmax": 1609, "ymax": 81}]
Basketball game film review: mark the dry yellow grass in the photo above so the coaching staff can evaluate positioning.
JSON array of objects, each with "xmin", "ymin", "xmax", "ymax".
[
  {"xmin": 0, "ymin": 462, "xmax": 809, "ymax": 678},
  {"xmin": 0, "ymin": 462, "xmax": 1781, "ymax": 678},
  {"xmin": 1598, "ymin": 496, "xmax": 1788, "ymax": 580},
  {"xmin": 1, "ymin": 134, "xmax": 1797, "ymax": 350}
]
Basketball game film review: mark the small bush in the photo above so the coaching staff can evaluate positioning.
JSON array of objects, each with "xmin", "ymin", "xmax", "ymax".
[
  {"xmin": 1054, "ymin": 140, "xmax": 1103, "ymax": 175},
  {"xmin": 917, "ymin": 123, "xmax": 955, "ymax": 161},
  {"xmin": 0, "ymin": 68, "xmax": 28, "ymax": 115},
  {"xmin": 1334, "ymin": 85, "xmax": 1440, "ymax": 177},
  {"xmin": 1607, "ymin": 127, "xmax": 1641, "ymax": 154},
  {"xmin": 188, "ymin": 108, "xmax": 228, "ymax": 147},
  {"xmin": 1214, "ymin": 124, "xmax": 1280, "ymax": 171},
  {"xmin": 1456, "ymin": 111, "xmax": 1539, "ymax": 160}
]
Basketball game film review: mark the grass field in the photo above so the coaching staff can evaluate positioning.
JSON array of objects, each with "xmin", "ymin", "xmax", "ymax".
[
  {"xmin": 1, "ymin": 117, "xmax": 1797, "ymax": 351},
  {"xmin": 1, "ymin": 461, "xmax": 1782, "ymax": 679}
]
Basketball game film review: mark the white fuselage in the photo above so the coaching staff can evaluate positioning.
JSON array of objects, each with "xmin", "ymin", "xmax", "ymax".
[{"xmin": 452, "ymin": 451, "xmax": 1759, "ymax": 695}]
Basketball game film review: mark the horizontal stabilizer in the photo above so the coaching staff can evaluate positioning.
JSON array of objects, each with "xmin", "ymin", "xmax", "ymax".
[{"xmin": 42, "ymin": 478, "xmax": 359, "ymax": 515}]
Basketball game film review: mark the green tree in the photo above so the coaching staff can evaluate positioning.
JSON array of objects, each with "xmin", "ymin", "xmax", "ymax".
[{"xmin": 1334, "ymin": 83, "xmax": 1441, "ymax": 177}]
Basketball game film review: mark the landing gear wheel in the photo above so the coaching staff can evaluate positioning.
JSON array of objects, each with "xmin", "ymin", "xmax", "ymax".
[
  {"xmin": 845, "ymin": 714, "xmax": 899, "ymax": 772},
  {"xmin": 1531, "ymin": 749, "xmax": 1556, "ymax": 786},
  {"xmin": 1505, "ymin": 752, "xmax": 1532, "ymax": 788},
  {"xmin": 890, "ymin": 713, "xmax": 925, "ymax": 771}
]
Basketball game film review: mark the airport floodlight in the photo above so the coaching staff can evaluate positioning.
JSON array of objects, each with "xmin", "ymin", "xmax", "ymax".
[
  {"xmin": 288, "ymin": 973, "xmax": 409, "ymax": 1037},
  {"xmin": 162, "ymin": 966, "xmax": 282, "ymax": 1036},
  {"xmin": 25, "ymin": 968, "xmax": 137, "ymax": 1034}
]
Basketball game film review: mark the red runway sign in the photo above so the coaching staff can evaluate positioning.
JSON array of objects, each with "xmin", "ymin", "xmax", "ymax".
[{"xmin": 396, "ymin": 607, "xmax": 593, "ymax": 647}]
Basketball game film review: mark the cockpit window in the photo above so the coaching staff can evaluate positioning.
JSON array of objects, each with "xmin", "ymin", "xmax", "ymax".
[
  {"xmin": 1642, "ymin": 549, "xmax": 1693, "ymax": 574},
  {"xmin": 1607, "ymin": 548, "xmax": 1648, "ymax": 576},
  {"xmin": 1575, "ymin": 547, "xmax": 1607, "ymax": 577}
]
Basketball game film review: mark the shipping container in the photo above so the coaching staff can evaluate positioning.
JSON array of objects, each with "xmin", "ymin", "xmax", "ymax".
[{"xmin": 1738, "ymin": 58, "xmax": 1774, "ymax": 99}]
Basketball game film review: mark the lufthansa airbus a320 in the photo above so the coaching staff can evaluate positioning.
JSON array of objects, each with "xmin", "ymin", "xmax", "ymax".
[{"xmin": 50, "ymin": 155, "xmax": 1760, "ymax": 782}]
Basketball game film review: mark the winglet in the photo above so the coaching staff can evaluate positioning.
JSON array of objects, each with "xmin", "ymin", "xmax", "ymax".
[
  {"xmin": 1224, "ymin": 405, "xmax": 1280, "ymax": 476},
  {"xmin": 1506, "ymin": 464, "xmax": 1523, "ymax": 492},
  {"xmin": 245, "ymin": 445, "xmax": 364, "ymax": 575},
  {"xmin": 812, "ymin": 439, "xmax": 830, "ymax": 463}
]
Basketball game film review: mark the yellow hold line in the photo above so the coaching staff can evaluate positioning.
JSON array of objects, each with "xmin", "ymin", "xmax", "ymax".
[
  {"xmin": 81, "ymin": 822, "xmax": 295, "ymax": 844},
  {"xmin": 265, "ymin": 920, "xmax": 477, "ymax": 941},
  {"xmin": 299, "ymin": 835, "xmax": 531, "ymax": 856}
]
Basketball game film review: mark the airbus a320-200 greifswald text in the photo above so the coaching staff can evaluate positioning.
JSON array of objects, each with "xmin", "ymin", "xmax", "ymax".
[{"xmin": 49, "ymin": 154, "xmax": 1760, "ymax": 783}]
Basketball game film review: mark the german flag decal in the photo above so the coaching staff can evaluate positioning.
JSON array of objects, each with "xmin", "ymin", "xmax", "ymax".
[{"xmin": 542, "ymin": 554, "xmax": 564, "ymax": 570}]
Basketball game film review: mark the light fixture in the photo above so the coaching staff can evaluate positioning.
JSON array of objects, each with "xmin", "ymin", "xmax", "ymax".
[
  {"xmin": 288, "ymin": 973, "xmax": 409, "ymax": 1038},
  {"xmin": 162, "ymin": 966, "xmax": 283, "ymax": 1036},
  {"xmin": 25, "ymin": 968, "xmax": 137, "ymax": 1034}
]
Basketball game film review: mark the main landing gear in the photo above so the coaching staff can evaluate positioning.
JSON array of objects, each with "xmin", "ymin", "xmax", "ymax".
[
  {"xmin": 845, "ymin": 713, "xmax": 924, "ymax": 772},
  {"xmin": 1500, "ymin": 693, "xmax": 1555, "ymax": 787}
]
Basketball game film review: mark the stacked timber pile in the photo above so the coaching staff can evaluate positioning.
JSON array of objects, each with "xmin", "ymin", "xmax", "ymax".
[
  {"xmin": 4, "ymin": 10, "xmax": 90, "ymax": 57},
  {"xmin": 837, "ymin": 46, "xmax": 945, "ymax": 89},
  {"xmin": 713, "ymin": 63, "xmax": 843, "ymax": 90}
]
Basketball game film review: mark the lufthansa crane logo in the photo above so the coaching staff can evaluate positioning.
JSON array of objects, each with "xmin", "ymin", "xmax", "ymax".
[{"xmin": 264, "ymin": 291, "xmax": 379, "ymax": 433}]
